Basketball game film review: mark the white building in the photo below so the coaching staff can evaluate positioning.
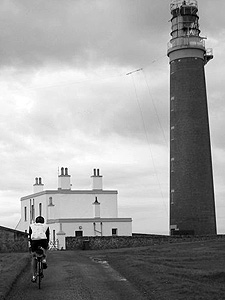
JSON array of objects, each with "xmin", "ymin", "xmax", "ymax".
[{"xmin": 16, "ymin": 168, "xmax": 132, "ymax": 249}]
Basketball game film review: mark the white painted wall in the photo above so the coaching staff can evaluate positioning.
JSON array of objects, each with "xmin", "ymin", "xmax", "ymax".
[
  {"xmin": 17, "ymin": 191, "xmax": 119, "ymax": 230},
  {"xmin": 48, "ymin": 219, "xmax": 132, "ymax": 240},
  {"xmin": 19, "ymin": 194, "xmax": 48, "ymax": 232},
  {"xmin": 53, "ymin": 193, "xmax": 118, "ymax": 219},
  {"xmin": 16, "ymin": 169, "xmax": 132, "ymax": 248}
]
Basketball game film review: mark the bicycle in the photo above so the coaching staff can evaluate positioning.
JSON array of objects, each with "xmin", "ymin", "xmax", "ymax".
[{"xmin": 34, "ymin": 246, "xmax": 45, "ymax": 289}]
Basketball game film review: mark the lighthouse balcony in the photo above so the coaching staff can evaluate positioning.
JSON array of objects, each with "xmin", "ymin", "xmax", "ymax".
[
  {"xmin": 168, "ymin": 36, "xmax": 205, "ymax": 52},
  {"xmin": 204, "ymin": 48, "xmax": 213, "ymax": 64},
  {"xmin": 170, "ymin": 0, "xmax": 198, "ymax": 11}
]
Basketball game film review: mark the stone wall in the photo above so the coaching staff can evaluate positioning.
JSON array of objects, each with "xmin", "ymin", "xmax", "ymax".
[
  {"xmin": 66, "ymin": 234, "xmax": 225, "ymax": 251},
  {"xmin": 0, "ymin": 226, "xmax": 28, "ymax": 252}
]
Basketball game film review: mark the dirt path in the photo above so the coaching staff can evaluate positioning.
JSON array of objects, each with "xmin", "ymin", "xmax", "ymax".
[{"xmin": 6, "ymin": 251, "xmax": 148, "ymax": 300}]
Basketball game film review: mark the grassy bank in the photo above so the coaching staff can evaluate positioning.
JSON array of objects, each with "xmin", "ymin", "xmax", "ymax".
[
  {"xmin": 90, "ymin": 239, "xmax": 225, "ymax": 300},
  {"xmin": 2, "ymin": 239, "xmax": 225, "ymax": 299},
  {"xmin": 0, "ymin": 252, "xmax": 30, "ymax": 299}
]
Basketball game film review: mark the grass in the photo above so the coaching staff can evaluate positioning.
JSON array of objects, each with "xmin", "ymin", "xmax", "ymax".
[
  {"xmin": 91, "ymin": 239, "xmax": 225, "ymax": 300},
  {"xmin": 1, "ymin": 239, "xmax": 225, "ymax": 299},
  {"xmin": 0, "ymin": 252, "xmax": 30, "ymax": 299}
]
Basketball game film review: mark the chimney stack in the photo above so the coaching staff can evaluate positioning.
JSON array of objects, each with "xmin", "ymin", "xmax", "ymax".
[
  {"xmin": 33, "ymin": 177, "xmax": 44, "ymax": 194},
  {"xmin": 91, "ymin": 168, "xmax": 103, "ymax": 190},
  {"xmin": 58, "ymin": 167, "xmax": 71, "ymax": 190}
]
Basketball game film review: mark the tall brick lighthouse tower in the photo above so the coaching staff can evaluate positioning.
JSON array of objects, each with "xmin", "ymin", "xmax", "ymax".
[{"xmin": 167, "ymin": 0, "xmax": 217, "ymax": 235}]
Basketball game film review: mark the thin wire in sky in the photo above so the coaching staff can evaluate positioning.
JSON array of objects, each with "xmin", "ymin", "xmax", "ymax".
[
  {"xmin": 23, "ymin": 55, "xmax": 166, "ymax": 91},
  {"xmin": 129, "ymin": 73, "xmax": 168, "ymax": 214},
  {"xmin": 141, "ymin": 69, "xmax": 168, "ymax": 146}
]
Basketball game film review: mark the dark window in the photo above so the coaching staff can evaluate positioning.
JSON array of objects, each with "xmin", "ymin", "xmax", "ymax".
[
  {"xmin": 31, "ymin": 204, "xmax": 35, "ymax": 222},
  {"xmin": 30, "ymin": 199, "xmax": 32, "ymax": 223},
  {"xmin": 24, "ymin": 206, "xmax": 27, "ymax": 221},
  {"xmin": 171, "ymin": 189, "xmax": 175, "ymax": 205},
  {"xmin": 39, "ymin": 203, "xmax": 42, "ymax": 216},
  {"xmin": 49, "ymin": 197, "xmax": 54, "ymax": 206},
  {"xmin": 171, "ymin": 96, "xmax": 175, "ymax": 111},
  {"xmin": 112, "ymin": 228, "xmax": 118, "ymax": 236},
  {"xmin": 171, "ymin": 158, "xmax": 175, "ymax": 172},
  {"xmin": 171, "ymin": 126, "xmax": 175, "ymax": 140},
  {"xmin": 75, "ymin": 231, "xmax": 83, "ymax": 237}
]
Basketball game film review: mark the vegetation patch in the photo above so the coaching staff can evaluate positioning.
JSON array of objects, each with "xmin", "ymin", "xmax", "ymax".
[
  {"xmin": 89, "ymin": 239, "xmax": 225, "ymax": 300},
  {"xmin": 0, "ymin": 253, "xmax": 30, "ymax": 299}
]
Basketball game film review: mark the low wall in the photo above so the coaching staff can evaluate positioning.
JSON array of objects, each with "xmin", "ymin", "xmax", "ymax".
[
  {"xmin": 0, "ymin": 226, "xmax": 28, "ymax": 252},
  {"xmin": 66, "ymin": 234, "xmax": 225, "ymax": 251}
]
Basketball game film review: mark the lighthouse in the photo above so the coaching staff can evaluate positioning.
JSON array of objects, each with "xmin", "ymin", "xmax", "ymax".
[{"xmin": 167, "ymin": 0, "xmax": 217, "ymax": 235}]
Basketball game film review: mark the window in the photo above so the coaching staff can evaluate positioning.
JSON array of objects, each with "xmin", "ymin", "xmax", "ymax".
[
  {"xmin": 53, "ymin": 230, "xmax": 56, "ymax": 243},
  {"xmin": 30, "ymin": 199, "xmax": 32, "ymax": 223},
  {"xmin": 24, "ymin": 206, "xmax": 27, "ymax": 221},
  {"xmin": 75, "ymin": 231, "xmax": 83, "ymax": 237},
  {"xmin": 39, "ymin": 203, "xmax": 42, "ymax": 216},
  {"xmin": 31, "ymin": 199, "xmax": 35, "ymax": 221},
  {"xmin": 171, "ymin": 189, "xmax": 175, "ymax": 205},
  {"xmin": 112, "ymin": 228, "xmax": 118, "ymax": 236},
  {"xmin": 171, "ymin": 126, "xmax": 175, "ymax": 140},
  {"xmin": 171, "ymin": 158, "xmax": 175, "ymax": 172},
  {"xmin": 49, "ymin": 197, "xmax": 53, "ymax": 206},
  {"xmin": 31, "ymin": 204, "xmax": 35, "ymax": 222},
  {"xmin": 171, "ymin": 96, "xmax": 175, "ymax": 111}
]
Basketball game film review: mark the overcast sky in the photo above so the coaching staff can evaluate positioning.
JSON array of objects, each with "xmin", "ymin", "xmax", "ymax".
[{"xmin": 1, "ymin": 0, "xmax": 225, "ymax": 234}]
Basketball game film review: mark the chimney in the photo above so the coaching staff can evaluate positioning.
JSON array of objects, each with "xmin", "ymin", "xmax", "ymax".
[
  {"xmin": 33, "ymin": 177, "xmax": 44, "ymax": 193},
  {"xmin": 91, "ymin": 168, "xmax": 103, "ymax": 190},
  {"xmin": 58, "ymin": 167, "xmax": 71, "ymax": 190},
  {"xmin": 92, "ymin": 196, "xmax": 100, "ymax": 218}
]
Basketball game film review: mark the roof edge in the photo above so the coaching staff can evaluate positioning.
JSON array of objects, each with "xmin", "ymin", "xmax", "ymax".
[{"xmin": 21, "ymin": 189, "xmax": 118, "ymax": 200}]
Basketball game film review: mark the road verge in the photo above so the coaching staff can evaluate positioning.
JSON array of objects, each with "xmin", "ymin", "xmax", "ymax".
[{"xmin": 0, "ymin": 252, "xmax": 30, "ymax": 300}]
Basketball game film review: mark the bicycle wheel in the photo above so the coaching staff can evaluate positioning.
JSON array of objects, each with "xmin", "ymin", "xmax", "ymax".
[{"xmin": 38, "ymin": 260, "xmax": 42, "ymax": 289}]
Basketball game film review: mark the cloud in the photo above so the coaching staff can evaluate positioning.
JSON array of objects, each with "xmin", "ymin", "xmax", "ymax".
[
  {"xmin": 0, "ymin": 0, "xmax": 169, "ymax": 69},
  {"xmin": 0, "ymin": 0, "xmax": 225, "ymax": 235},
  {"xmin": 0, "ymin": 63, "xmax": 169, "ymax": 149}
]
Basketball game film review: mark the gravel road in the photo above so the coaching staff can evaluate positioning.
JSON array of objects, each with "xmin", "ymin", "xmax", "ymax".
[{"xmin": 6, "ymin": 250, "xmax": 148, "ymax": 300}]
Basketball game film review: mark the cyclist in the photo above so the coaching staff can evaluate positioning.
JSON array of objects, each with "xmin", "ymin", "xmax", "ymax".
[{"xmin": 28, "ymin": 216, "xmax": 50, "ymax": 283}]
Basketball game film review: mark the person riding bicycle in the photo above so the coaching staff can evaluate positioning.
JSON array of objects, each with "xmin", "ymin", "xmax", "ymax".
[{"xmin": 28, "ymin": 216, "xmax": 50, "ymax": 283}]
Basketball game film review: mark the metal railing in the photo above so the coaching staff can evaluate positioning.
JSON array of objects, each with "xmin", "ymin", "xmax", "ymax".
[
  {"xmin": 206, "ymin": 48, "xmax": 213, "ymax": 56},
  {"xmin": 170, "ymin": 0, "xmax": 198, "ymax": 11},
  {"xmin": 168, "ymin": 37, "xmax": 205, "ymax": 50},
  {"xmin": 49, "ymin": 239, "xmax": 59, "ymax": 250}
]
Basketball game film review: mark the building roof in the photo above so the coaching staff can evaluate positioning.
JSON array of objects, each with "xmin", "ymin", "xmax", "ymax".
[
  {"xmin": 47, "ymin": 217, "xmax": 132, "ymax": 224},
  {"xmin": 21, "ymin": 189, "xmax": 118, "ymax": 200}
]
